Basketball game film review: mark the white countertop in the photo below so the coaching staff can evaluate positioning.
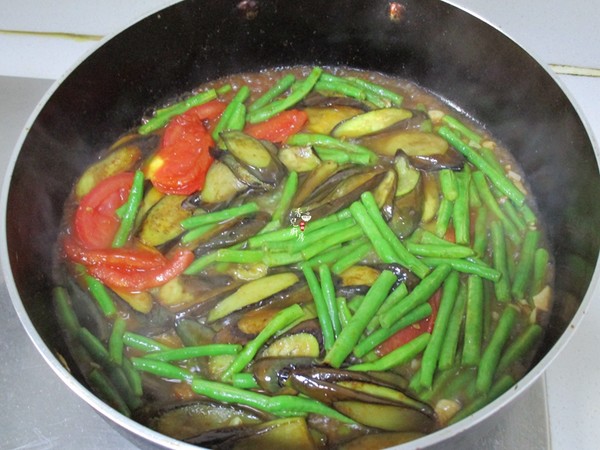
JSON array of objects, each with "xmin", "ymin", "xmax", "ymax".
[{"xmin": 1, "ymin": 1, "xmax": 599, "ymax": 449}]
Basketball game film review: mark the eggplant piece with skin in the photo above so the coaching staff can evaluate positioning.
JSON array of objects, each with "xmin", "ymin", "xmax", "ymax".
[
  {"xmin": 192, "ymin": 211, "xmax": 271, "ymax": 254},
  {"xmin": 388, "ymin": 176, "xmax": 424, "ymax": 238},
  {"xmin": 336, "ymin": 431, "xmax": 425, "ymax": 449},
  {"xmin": 360, "ymin": 130, "xmax": 449, "ymax": 157},
  {"xmin": 133, "ymin": 400, "xmax": 267, "ymax": 441},
  {"xmin": 408, "ymin": 149, "xmax": 465, "ymax": 172},
  {"xmin": 291, "ymin": 160, "xmax": 339, "ymax": 209},
  {"xmin": 252, "ymin": 357, "xmax": 316, "ymax": 394},
  {"xmin": 331, "ymin": 108, "xmax": 413, "ymax": 139},
  {"xmin": 221, "ymin": 131, "xmax": 286, "ymax": 186}
]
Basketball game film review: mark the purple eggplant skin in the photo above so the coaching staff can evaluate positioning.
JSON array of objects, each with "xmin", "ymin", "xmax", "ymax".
[
  {"xmin": 251, "ymin": 357, "xmax": 316, "ymax": 394},
  {"xmin": 408, "ymin": 149, "xmax": 465, "ymax": 172}
]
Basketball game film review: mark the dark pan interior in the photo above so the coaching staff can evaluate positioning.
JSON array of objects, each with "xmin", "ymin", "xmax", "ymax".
[{"xmin": 5, "ymin": 0, "xmax": 599, "ymax": 442}]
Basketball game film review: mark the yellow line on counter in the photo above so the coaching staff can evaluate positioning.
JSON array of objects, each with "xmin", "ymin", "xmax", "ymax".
[
  {"xmin": 0, "ymin": 29, "xmax": 102, "ymax": 42},
  {"xmin": 550, "ymin": 64, "xmax": 600, "ymax": 77}
]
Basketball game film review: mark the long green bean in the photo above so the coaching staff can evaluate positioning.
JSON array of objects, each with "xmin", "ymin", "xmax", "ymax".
[
  {"xmin": 222, "ymin": 304, "xmax": 304, "ymax": 381},
  {"xmin": 420, "ymin": 271, "xmax": 460, "ymax": 389},
  {"xmin": 462, "ymin": 275, "xmax": 484, "ymax": 366},
  {"xmin": 379, "ymin": 264, "xmax": 452, "ymax": 329},
  {"xmin": 325, "ymin": 270, "xmax": 397, "ymax": 368},
  {"xmin": 146, "ymin": 344, "xmax": 242, "ymax": 362},
  {"xmin": 438, "ymin": 278, "xmax": 467, "ymax": 371},
  {"xmin": 319, "ymin": 264, "xmax": 342, "ymax": 338},
  {"xmin": 531, "ymin": 248, "xmax": 550, "ymax": 296},
  {"xmin": 212, "ymin": 85, "xmax": 250, "ymax": 140},
  {"xmin": 406, "ymin": 242, "xmax": 474, "ymax": 259},
  {"xmin": 108, "ymin": 316, "xmax": 127, "ymax": 366},
  {"xmin": 349, "ymin": 201, "xmax": 397, "ymax": 263},
  {"xmin": 303, "ymin": 264, "xmax": 335, "ymax": 350},
  {"xmin": 123, "ymin": 331, "xmax": 172, "ymax": 353},
  {"xmin": 89, "ymin": 369, "xmax": 131, "ymax": 416},
  {"xmin": 496, "ymin": 324, "xmax": 543, "ymax": 373},
  {"xmin": 490, "ymin": 221, "xmax": 511, "ymax": 302},
  {"xmin": 272, "ymin": 171, "xmax": 298, "ymax": 224},
  {"xmin": 248, "ymin": 73, "xmax": 296, "ymax": 112},
  {"xmin": 435, "ymin": 197, "xmax": 454, "ymax": 238},
  {"xmin": 453, "ymin": 170, "xmax": 470, "ymax": 245},
  {"xmin": 349, "ymin": 333, "xmax": 430, "ymax": 372},
  {"xmin": 476, "ymin": 306, "xmax": 518, "ymax": 393},
  {"xmin": 247, "ymin": 67, "xmax": 322, "ymax": 123},
  {"xmin": 181, "ymin": 202, "xmax": 259, "ymax": 230},
  {"xmin": 441, "ymin": 115, "xmax": 483, "ymax": 144},
  {"xmin": 439, "ymin": 169, "xmax": 458, "ymax": 201},
  {"xmin": 113, "ymin": 170, "xmax": 144, "ymax": 248},
  {"xmin": 360, "ymin": 191, "xmax": 430, "ymax": 278},
  {"xmin": 82, "ymin": 269, "xmax": 117, "ymax": 318},
  {"xmin": 346, "ymin": 76, "xmax": 404, "ymax": 106},
  {"xmin": 511, "ymin": 229, "xmax": 541, "ymax": 300},
  {"xmin": 331, "ymin": 241, "xmax": 372, "ymax": 275},
  {"xmin": 420, "ymin": 257, "xmax": 501, "ymax": 282},
  {"xmin": 438, "ymin": 126, "xmax": 526, "ymax": 206}
]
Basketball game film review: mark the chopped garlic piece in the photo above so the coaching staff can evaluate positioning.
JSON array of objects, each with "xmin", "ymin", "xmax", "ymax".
[
  {"xmin": 428, "ymin": 109, "xmax": 444, "ymax": 123},
  {"xmin": 533, "ymin": 285, "xmax": 552, "ymax": 312},
  {"xmin": 435, "ymin": 399, "xmax": 462, "ymax": 424}
]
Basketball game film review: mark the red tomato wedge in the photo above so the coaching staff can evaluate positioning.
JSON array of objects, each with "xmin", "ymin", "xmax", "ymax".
[
  {"xmin": 244, "ymin": 109, "xmax": 308, "ymax": 143},
  {"xmin": 63, "ymin": 236, "xmax": 166, "ymax": 269},
  {"xmin": 87, "ymin": 249, "xmax": 194, "ymax": 292},
  {"xmin": 377, "ymin": 289, "xmax": 442, "ymax": 356},
  {"xmin": 148, "ymin": 101, "xmax": 225, "ymax": 195},
  {"xmin": 74, "ymin": 172, "xmax": 134, "ymax": 249}
]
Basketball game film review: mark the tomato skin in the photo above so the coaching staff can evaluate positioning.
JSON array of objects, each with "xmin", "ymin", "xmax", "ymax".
[
  {"xmin": 148, "ymin": 102, "xmax": 224, "ymax": 195},
  {"xmin": 87, "ymin": 249, "xmax": 194, "ymax": 292},
  {"xmin": 244, "ymin": 110, "xmax": 308, "ymax": 143},
  {"xmin": 74, "ymin": 172, "xmax": 134, "ymax": 249},
  {"xmin": 63, "ymin": 236, "xmax": 166, "ymax": 269},
  {"xmin": 377, "ymin": 289, "xmax": 442, "ymax": 356}
]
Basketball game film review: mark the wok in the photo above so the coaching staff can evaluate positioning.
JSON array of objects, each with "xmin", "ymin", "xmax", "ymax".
[{"xmin": 2, "ymin": 0, "xmax": 599, "ymax": 448}]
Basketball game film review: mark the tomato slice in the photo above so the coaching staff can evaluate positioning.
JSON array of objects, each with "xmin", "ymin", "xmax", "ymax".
[
  {"xmin": 148, "ymin": 104, "xmax": 219, "ymax": 195},
  {"xmin": 377, "ymin": 289, "xmax": 442, "ymax": 356},
  {"xmin": 244, "ymin": 109, "xmax": 308, "ymax": 143},
  {"xmin": 87, "ymin": 249, "xmax": 194, "ymax": 292},
  {"xmin": 74, "ymin": 172, "xmax": 134, "ymax": 249},
  {"xmin": 63, "ymin": 236, "xmax": 166, "ymax": 269}
]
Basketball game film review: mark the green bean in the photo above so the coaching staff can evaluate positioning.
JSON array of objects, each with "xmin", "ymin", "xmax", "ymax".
[
  {"xmin": 331, "ymin": 241, "xmax": 372, "ymax": 275},
  {"xmin": 227, "ymin": 103, "xmax": 247, "ymax": 131},
  {"xmin": 123, "ymin": 331, "xmax": 172, "ymax": 353},
  {"xmin": 469, "ymin": 179, "xmax": 483, "ymax": 208},
  {"xmin": 349, "ymin": 333, "xmax": 430, "ymax": 372},
  {"xmin": 232, "ymin": 373, "xmax": 260, "ymax": 389},
  {"xmin": 89, "ymin": 369, "xmax": 131, "ymax": 416},
  {"xmin": 420, "ymin": 271, "xmax": 460, "ymax": 389},
  {"xmin": 349, "ymin": 201, "xmax": 397, "ymax": 264},
  {"xmin": 53, "ymin": 286, "xmax": 81, "ymax": 336},
  {"xmin": 531, "ymin": 248, "xmax": 550, "ymax": 296},
  {"xmin": 78, "ymin": 327, "xmax": 111, "ymax": 368},
  {"xmin": 438, "ymin": 282, "xmax": 467, "ymax": 370},
  {"xmin": 291, "ymin": 218, "xmax": 356, "ymax": 252},
  {"xmin": 272, "ymin": 171, "xmax": 298, "ymax": 224},
  {"xmin": 354, "ymin": 302, "xmax": 432, "ymax": 358},
  {"xmin": 511, "ymin": 229, "xmax": 541, "ymax": 300},
  {"xmin": 181, "ymin": 202, "xmax": 259, "ymax": 229},
  {"xmin": 315, "ymin": 79, "xmax": 366, "ymax": 102},
  {"xmin": 301, "ymin": 224, "xmax": 364, "ymax": 260},
  {"xmin": 406, "ymin": 242, "xmax": 474, "ymax": 259},
  {"xmin": 131, "ymin": 357, "xmax": 195, "ymax": 383},
  {"xmin": 190, "ymin": 377, "xmax": 355, "ymax": 423},
  {"xmin": 311, "ymin": 262, "xmax": 345, "ymax": 332},
  {"xmin": 247, "ymin": 67, "xmax": 323, "ymax": 123},
  {"xmin": 449, "ymin": 374, "xmax": 514, "ymax": 425},
  {"xmin": 377, "ymin": 283, "xmax": 409, "ymax": 316},
  {"xmin": 472, "ymin": 171, "xmax": 521, "ymax": 245},
  {"xmin": 441, "ymin": 115, "xmax": 483, "ymax": 144},
  {"xmin": 212, "ymin": 85, "xmax": 250, "ymax": 140},
  {"xmin": 181, "ymin": 223, "xmax": 218, "ymax": 244},
  {"xmin": 453, "ymin": 170, "xmax": 471, "ymax": 245},
  {"xmin": 139, "ymin": 89, "xmax": 217, "ymax": 134},
  {"xmin": 263, "ymin": 250, "xmax": 304, "ymax": 267},
  {"xmin": 439, "ymin": 169, "xmax": 458, "ymax": 201},
  {"xmin": 438, "ymin": 126, "xmax": 526, "ymax": 206},
  {"xmin": 122, "ymin": 357, "xmax": 143, "ymax": 397},
  {"xmin": 107, "ymin": 364, "xmax": 142, "ymax": 410},
  {"xmin": 82, "ymin": 270, "xmax": 117, "ymax": 318},
  {"xmin": 222, "ymin": 304, "xmax": 305, "ymax": 381},
  {"xmin": 346, "ymin": 76, "xmax": 404, "ymax": 106},
  {"xmin": 347, "ymin": 295, "xmax": 364, "ymax": 314},
  {"xmin": 380, "ymin": 264, "xmax": 452, "ymax": 329},
  {"xmin": 337, "ymin": 297, "xmax": 353, "ymax": 328},
  {"xmin": 248, "ymin": 226, "xmax": 298, "ymax": 248},
  {"xmin": 490, "ymin": 221, "xmax": 511, "ymax": 302},
  {"xmin": 478, "ymin": 145, "xmax": 505, "ymax": 175},
  {"xmin": 248, "ymin": 73, "xmax": 296, "ymax": 112},
  {"xmin": 476, "ymin": 306, "xmax": 518, "ymax": 393},
  {"xmin": 146, "ymin": 344, "xmax": 242, "ymax": 362},
  {"xmin": 215, "ymin": 249, "xmax": 264, "ymax": 264},
  {"xmin": 462, "ymin": 275, "xmax": 484, "ymax": 366},
  {"xmin": 496, "ymin": 324, "xmax": 543, "ymax": 373},
  {"xmin": 498, "ymin": 194, "xmax": 527, "ymax": 234},
  {"xmin": 420, "ymin": 257, "xmax": 501, "ymax": 282},
  {"xmin": 472, "ymin": 207, "xmax": 488, "ymax": 257},
  {"xmin": 112, "ymin": 170, "xmax": 144, "ymax": 248},
  {"xmin": 319, "ymin": 264, "xmax": 342, "ymax": 338},
  {"xmin": 313, "ymin": 146, "xmax": 373, "ymax": 166},
  {"xmin": 414, "ymin": 228, "xmax": 453, "ymax": 246},
  {"xmin": 183, "ymin": 250, "xmax": 219, "ymax": 275},
  {"xmin": 519, "ymin": 203, "xmax": 538, "ymax": 226},
  {"xmin": 325, "ymin": 271, "xmax": 397, "ymax": 368},
  {"xmin": 287, "ymin": 133, "xmax": 378, "ymax": 162},
  {"xmin": 108, "ymin": 317, "xmax": 127, "ymax": 366},
  {"xmin": 360, "ymin": 192, "xmax": 430, "ymax": 279},
  {"xmin": 435, "ymin": 197, "xmax": 454, "ymax": 238}
]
